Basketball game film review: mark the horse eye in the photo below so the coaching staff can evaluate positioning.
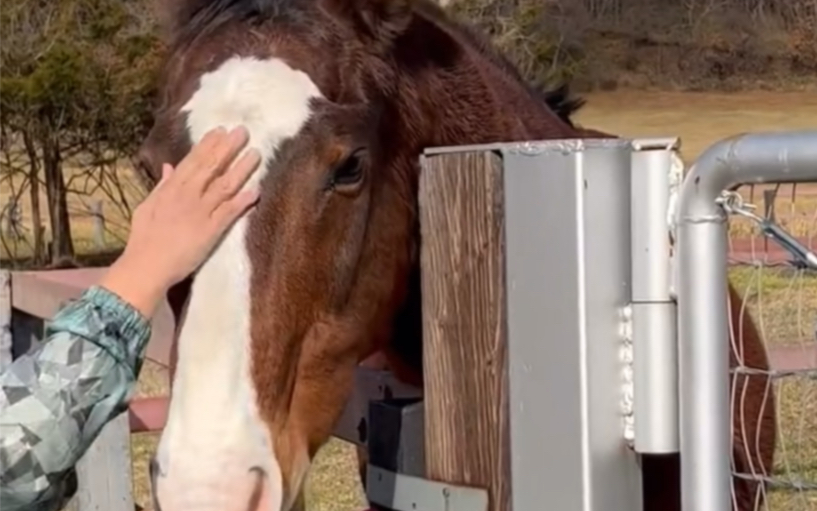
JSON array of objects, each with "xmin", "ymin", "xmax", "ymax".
[{"xmin": 330, "ymin": 149, "xmax": 366, "ymax": 188}]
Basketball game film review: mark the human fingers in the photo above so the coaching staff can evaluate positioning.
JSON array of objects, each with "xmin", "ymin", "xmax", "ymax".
[
  {"xmin": 170, "ymin": 127, "xmax": 229, "ymax": 183},
  {"xmin": 157, "ymin": 163, "xmax": 174, "ymax": 187},
  {"xmin": 195, "ymin": 126, "xmax": 252, "ymax": 191},
  {"xmin": 179, "ymin": 126, "xmax": 251, "ymax": 193},
  {"xmin": 209, "ymin": 189, "xmax": 260, "ymax": 233},
  {"xmin": 203, "ymin": 148, "xmax": 262, "ymax": 211}
]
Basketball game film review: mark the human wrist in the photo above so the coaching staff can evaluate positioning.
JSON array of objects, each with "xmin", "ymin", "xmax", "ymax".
[{"xmin": 98, "ymin": 254, "xmax": 173, "ymax": 319}]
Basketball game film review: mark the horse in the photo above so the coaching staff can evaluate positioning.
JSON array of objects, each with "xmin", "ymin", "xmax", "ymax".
[{"xmin": 135, "ymin": 0, "xmax": 776, "ymax": 509}]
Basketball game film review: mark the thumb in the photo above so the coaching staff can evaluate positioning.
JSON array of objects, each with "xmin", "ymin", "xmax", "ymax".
[{"xmin": 153, "ymin": 163, "xmax": 175, "ymax": 191}]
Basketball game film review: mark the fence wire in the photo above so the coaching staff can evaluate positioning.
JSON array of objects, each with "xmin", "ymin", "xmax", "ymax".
[{"xmin": 726, "ymin": 183, "xmax": 817, "ymax": 511}]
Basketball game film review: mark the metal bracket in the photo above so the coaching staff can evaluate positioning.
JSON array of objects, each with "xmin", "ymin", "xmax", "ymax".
[
  {"xmin": 368, "ymin": 398, "xmax": 425, "ymax": 477},
  {"xmin": 366, "ymin": 465, "xmax": 489, "ymax": 511},
  {"xmin": 333, "ymin": 368, "xmax": 422, "ymax": 446}
]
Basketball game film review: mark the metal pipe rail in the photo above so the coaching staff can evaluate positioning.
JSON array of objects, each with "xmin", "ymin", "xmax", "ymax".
[{"xmin": 675, "ymin": 130, "xmax": 817, "ymax": 511}]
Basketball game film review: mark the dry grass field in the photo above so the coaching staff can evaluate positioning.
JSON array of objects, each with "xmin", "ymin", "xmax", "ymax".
[{"xmin": 3, "ymin": 90, "xmax": 817, "ymax": 510}]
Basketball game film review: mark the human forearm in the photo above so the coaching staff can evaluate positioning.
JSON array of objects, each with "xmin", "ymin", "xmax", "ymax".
[{"xmin": 0, "ymin": 286, "xmax": 151, "ymax": 511}]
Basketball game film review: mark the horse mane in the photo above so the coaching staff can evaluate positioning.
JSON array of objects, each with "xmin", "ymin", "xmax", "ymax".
[{"xmin": 538, "ymin": 83, "xmax": 585, "ymax": 127}]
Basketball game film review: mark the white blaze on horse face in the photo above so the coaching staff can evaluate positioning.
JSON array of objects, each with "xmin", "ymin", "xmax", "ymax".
[{"xmin": 153, "ymin": 56, "xmax": 323, "ymax": 511}]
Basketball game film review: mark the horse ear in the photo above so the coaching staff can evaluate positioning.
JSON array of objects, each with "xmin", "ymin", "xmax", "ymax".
[{"xmin": 326, "ymin": 0, "xmax": 412, "ymax": 44}]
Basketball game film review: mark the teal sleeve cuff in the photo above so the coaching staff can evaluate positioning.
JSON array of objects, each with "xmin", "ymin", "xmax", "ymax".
[{"xmin": 46, "ymin": 285, "xmax": 153, "ymax": 381}]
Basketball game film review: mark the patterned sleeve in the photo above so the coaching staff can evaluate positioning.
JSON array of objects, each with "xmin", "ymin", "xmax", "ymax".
[{"xmin": 0, "ymin": 285, "xmax": 152, "ymax": 511}]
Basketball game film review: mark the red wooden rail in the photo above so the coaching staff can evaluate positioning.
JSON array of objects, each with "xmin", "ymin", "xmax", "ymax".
[{"xmin": 8, "ymin": 243, "xmax": 817, "ymax": 434}]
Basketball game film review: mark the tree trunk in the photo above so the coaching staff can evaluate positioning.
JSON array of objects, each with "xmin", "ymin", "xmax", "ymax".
[
  {"xmin": 41, "ymin": 133, "xmax": 74, "ymax": 263},
  {"xmin": 22, "ymin": 131, "xmax": 45, "ymax": 265},
  {"xmin": 29, "ymin": 177, "xmax": 45, "ymax": 265}
]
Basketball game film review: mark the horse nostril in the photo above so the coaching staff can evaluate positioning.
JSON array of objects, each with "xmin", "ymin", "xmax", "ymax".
[{"xmin": 247, "ymin": 466, "xmax": 266, "ymax": 510}]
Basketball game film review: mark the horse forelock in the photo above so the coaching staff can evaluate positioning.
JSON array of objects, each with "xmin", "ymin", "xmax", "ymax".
[{"xmin": 166, "ymin": 0, "xmax": 313, "ymax": 47}]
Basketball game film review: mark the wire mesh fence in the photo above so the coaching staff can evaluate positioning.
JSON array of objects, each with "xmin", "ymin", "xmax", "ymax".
[{"xmin": 726, "ymin": 183, "xmax": 817, "ymax": 510}]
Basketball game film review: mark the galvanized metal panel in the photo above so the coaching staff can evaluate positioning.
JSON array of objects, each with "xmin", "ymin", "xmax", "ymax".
[{"xmin": 501, "ymin": 140, "xmax": 643, "ymax": 511}]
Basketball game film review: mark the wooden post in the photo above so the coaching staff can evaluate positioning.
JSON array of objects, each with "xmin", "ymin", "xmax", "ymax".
[
  {"xmin": 762, "ymin": 188, "xmax": 777, "ymax": 219},
  {"xmin": 418, "ymin": 151, "xmax": 509, "ymax": 511},
  {"xmin": 3, "ymin": 198, "xmax": 16, "ymax": 239},
  {"xmin": 91, "ymin": 200, "xmax": 105, "ymax": 250},
  {"xmin": 73, "ymin": 412, "xmax": 135, "ymax": 511}
]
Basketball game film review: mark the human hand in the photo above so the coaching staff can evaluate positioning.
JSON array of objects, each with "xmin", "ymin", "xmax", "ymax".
[{"xmin": 100, "ymin": 126, "xmax": 261, "ymax": 317}]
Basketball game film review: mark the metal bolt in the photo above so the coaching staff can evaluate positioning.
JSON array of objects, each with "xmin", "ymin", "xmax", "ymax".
[{"xmin": 357, "ymin": 417, "xmax": 368, "ymax": 444}]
